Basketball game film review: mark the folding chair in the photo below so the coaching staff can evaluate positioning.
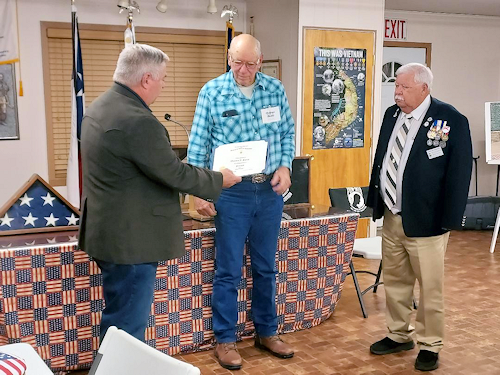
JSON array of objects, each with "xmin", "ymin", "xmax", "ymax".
[
  {"xmin": 329, "ymin": 187, "xmax": 381, "ymax": 318},
  {"xmin": 349, "ymin": 236, "xmax": 383, "ymax": 318}
]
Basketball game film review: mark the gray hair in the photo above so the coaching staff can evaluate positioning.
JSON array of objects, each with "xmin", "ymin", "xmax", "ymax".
[
  {"xmin": 113, "ymin": 43, "xmax": 169, "ymax": 86},
  {"xmin": 396, "ymin": 63, "xmax": 433, "ymax": 91}
]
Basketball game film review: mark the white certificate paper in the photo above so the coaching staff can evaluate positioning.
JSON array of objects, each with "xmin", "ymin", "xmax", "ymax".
[{"xmin": 212, "ymin": 140, "xmax": 268, "ymax": 177}]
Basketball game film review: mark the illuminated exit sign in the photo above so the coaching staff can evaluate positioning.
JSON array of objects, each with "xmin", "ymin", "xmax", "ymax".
[{"xmin": 384, "ymin": 18, "xmax": 407, "ymax": 41}]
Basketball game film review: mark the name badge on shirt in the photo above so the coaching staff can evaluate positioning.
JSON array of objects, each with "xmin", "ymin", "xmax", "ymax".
[
  {"xmin": 261, "ymin": 106, "xmax": 281, "ymax": 124},
  {"xmin": 426, "ymin": 146, "xmax": 444, "ymax": 159}
]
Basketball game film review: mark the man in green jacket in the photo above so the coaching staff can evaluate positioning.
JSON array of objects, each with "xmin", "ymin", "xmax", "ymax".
[{"xmin": 79, "ymin": 43, "xmax": 240, "ymax": 342}]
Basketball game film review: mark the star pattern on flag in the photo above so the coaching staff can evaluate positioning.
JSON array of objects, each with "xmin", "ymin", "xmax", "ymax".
[
  {"xmin": 22, "ymin": 212, "xmax": 38, "ymax": 226},
  {"xmin": 0, "ymin": 174, "xmax": 80, "ymax": 235},
  {"xmin": 44, "ymin": 213, "xmax": 59, "ymax": 227},
  {"xmin": 42, "ymin": 192, "xmax": 56, "ymax": 207},
  {"xmin": 19, "ymin": 193, "xmax": 34, "ymax": 207},
  {"xmin": 0, "ymin": 213, "xmax": 14, "ymax": 228},
  {"xmin": 66, "ymin": 213, "xmax": 79, "ymax": 225}
]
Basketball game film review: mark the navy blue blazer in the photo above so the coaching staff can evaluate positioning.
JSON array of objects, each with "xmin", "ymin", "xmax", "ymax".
[{"xmin": 367, "ymin": 97, "xmax": 472, "ymax": 237}]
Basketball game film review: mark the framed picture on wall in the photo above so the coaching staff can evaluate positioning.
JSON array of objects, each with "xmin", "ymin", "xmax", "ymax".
[
  {"xmin": 0, "ymin": 63, "xmax": 20, "ymax": 140},
  {"xmin": 261, "ymin": 59, "xmax": 281, "ymax": 80}
]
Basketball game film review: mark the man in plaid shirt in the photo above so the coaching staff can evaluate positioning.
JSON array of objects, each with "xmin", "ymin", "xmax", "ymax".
[{"xmin": 188, "ymin": 34, "xmax": 295, "ymax": 370}]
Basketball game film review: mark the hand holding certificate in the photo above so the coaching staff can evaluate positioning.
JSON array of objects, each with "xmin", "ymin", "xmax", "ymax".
[{"xmin": 212, "ymin": 140, "xmax": 268, "ymax": 176}]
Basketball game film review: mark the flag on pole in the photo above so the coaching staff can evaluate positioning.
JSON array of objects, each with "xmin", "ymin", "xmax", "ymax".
[
  {"xmin": 0, "ymin": 0, "xmax": 19, "ymax": 65},
  {"xmin": 224, "ymin": 21, "xmax": 234, "ymax": 72},
  {"xmin": 66, "ymin": 3, "xmax": 85, "ymax": 209}
]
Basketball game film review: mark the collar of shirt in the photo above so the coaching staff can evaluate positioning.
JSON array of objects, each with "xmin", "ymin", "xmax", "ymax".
[
  {"xmin": 114, "ymin": 81, "xmax": 152, "ymax": 112},
  {"xmin": 406, "ymin": 94, "xmax": 431, "ymax": 123},
  {"xmin": 220, "ymin": 71, "xmax": 269, "ymax": 97}
]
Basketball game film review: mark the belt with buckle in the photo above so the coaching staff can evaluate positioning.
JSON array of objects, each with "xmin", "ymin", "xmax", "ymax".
[{"xmin": 242, "ymin": 173, "xmax": 272, "ymax": 183}]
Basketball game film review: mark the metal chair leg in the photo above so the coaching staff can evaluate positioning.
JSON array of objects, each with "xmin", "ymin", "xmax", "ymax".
[
  {"xmin": 349, "ymin": 260, "xmax": 368, "ymax": 318},
  {"xmin": 373, "ymin": 261, "xmax": 382, "ymax": 293}
]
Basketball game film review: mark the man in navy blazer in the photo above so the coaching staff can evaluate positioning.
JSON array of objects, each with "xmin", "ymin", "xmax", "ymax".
[{"xmin": 367, "ymin": 63, "xmax": 472, "ymax": 371}]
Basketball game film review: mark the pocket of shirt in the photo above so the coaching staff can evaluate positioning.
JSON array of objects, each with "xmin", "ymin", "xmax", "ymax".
[{"xmin": 221, "ymin": 115, "xmax": 242, "ymax": 143}]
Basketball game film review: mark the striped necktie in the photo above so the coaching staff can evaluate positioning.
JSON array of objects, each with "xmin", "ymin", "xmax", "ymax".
[{"xmin": 384, "ymin": 113, "xmax": 412, "ymax": 209}]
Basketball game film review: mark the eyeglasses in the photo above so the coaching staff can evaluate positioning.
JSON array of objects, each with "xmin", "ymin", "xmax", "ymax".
[{"xmin": 230, "ymin": 56, "xmax": 261, "ymax": 70}]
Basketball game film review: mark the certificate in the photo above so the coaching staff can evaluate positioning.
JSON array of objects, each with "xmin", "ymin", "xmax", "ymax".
[{"xmin": 212, "ymin": 140, "xmax": 268, "ymax": 176}]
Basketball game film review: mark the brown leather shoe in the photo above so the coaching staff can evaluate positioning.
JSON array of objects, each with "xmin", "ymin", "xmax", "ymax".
[
  {"xmin": 255, "ymin": 335, "xmax": 294, "ymax": 359},
  {"xmin": 214, "ymin": 342, "xmax": 242, "ymax": 370}
]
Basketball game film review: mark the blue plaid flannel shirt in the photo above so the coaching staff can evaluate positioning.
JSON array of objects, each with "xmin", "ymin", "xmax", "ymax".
[{"xmin": 187, "ymin": 71, "xmax": 295, "ymax": 174}]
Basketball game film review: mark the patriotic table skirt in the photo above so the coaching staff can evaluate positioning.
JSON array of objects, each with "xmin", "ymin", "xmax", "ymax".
[{"xmin": 0, "ymin": 213, "xmax": 358, "ymax": 372}]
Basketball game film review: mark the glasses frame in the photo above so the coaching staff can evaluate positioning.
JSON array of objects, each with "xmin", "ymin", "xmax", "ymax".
[{"xmin": 229, "ymin": 55, "xmax": 261, "ymax": 70}]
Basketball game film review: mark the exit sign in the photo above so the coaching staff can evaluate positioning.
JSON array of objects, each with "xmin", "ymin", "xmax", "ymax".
[{"xmin": 385, "ymin": 18, "xmax": 407, "ymax": 41}]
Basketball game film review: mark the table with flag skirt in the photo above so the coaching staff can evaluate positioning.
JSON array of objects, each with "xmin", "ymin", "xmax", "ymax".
[{"xmin": 0, "ymin": 212, "xmax": 358, "ymax": 372}]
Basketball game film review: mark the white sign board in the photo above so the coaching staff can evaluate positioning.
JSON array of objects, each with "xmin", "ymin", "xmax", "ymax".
[{"xmin": 485, "ymin": 102, "xmax": 500, "ymax": 164}]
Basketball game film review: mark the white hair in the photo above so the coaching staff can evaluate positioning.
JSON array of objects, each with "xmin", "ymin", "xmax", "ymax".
[
  {"xmin": 396, "ymin": 63, "xmax": 433, "ymax": 91},
  {"xmin": 113, "ymin": 43, "xmax": 169, "ymax": 87}
]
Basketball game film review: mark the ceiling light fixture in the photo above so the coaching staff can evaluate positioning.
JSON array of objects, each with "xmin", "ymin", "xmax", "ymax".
[
  {"xmin": 156, "ymin": 0, "xmax": 168, "ymax": 13},
  {"xmin": 117, "ymin": 0, "xmax": 130, "ymax": 8},
  {"xmin": 207, "ymin": 0, "xmax": 217, "ymax": 14}
]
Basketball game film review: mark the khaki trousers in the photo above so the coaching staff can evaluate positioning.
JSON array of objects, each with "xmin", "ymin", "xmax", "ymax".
[{"xmin": 382, "ymin": 209, "xmax": 449, "ymax": 353}]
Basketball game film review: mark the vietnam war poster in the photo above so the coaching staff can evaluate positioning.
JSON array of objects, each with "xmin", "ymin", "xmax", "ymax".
[{"xmin": 312, "ymin": 47, "xmax": 366, "ymax": 149}]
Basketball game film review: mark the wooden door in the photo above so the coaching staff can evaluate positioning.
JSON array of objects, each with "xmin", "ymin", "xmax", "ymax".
[{"xmin": 302, "ymin": 28, "xmax": 375, "ymax": 237}]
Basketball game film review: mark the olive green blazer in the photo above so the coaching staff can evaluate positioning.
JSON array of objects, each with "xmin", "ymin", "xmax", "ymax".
[{"xmin": 78, "ymin": 83, "xmax": 222, "ymax": 264}]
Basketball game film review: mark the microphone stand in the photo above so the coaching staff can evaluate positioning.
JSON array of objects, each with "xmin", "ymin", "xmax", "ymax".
[
  {"xmin": 164, "ymin": 113, "xmax": 190, "ymax": 145},
  {"xmin": 164, "ymin": 113, "xmax": 192, "ymax": 219}
]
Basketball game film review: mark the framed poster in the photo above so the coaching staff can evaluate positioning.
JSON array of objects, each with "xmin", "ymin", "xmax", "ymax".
[
  {"xmin": 261, "ymin": 59, "xmax": 281, "ymax": 80},
  {"xmin": 312, "ymin": 47, "xmax": 367, "ymax": 150},
  {"xmin": 0, "ymin": 63, "xmax": 19, "ymax": 140},
  {"xmin": 301, "ymin": 27, "xmax": 375, "ymax": 234}
]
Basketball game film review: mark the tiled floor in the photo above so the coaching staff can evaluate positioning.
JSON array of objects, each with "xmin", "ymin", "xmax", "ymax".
[{"xmin": 69, "ymin": 230, "xmax": 500, "ymax": 374}]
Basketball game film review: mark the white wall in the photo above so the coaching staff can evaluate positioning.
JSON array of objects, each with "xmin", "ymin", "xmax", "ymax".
[
  {"xmin": 0, "ymin": 0, "xmax": 246, "ymax": 206},
  {"xmin": 297, "ymin": 0, "xmax": 386, "ymax": 155},
  {"xmin": 246, "ymin": 0, "xmax": 299, "ymax": 122},
  {"xmin": 385, "ymin": 10, "xmax": 500, "ymax": 196}
]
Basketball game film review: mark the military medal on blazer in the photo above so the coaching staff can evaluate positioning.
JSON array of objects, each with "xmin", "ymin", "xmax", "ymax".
[{"xmin": 426, "ymin": 119, "xmax": 449, "ymax": 149}]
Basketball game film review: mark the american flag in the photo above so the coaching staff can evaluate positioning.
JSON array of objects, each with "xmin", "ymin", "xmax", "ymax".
[
  {"xmin": 0, "ymin": 352, "xmax": 27, "ymax": 375},
  {"xmin": 66, "ymin": 3, "xmax": 85, "ymax": 209},
  {"xmin": 225, "ymin": 21, "xmax": 234, "ymax": 72},
  {"xmin": 0, "ymin": 174, "xmax": 80, "ymax": 235}
]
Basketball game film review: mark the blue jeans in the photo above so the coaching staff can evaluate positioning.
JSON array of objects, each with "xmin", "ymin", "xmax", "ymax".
[
  {"xmin": 212, "ymin": 180, "xmax": 284, "ymax": 343},
  {"xmin": 95, "ymin": 259, "xmax": 158, "ymax": 342}
]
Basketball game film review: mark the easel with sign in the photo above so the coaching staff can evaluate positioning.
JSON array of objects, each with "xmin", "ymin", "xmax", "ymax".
[{"xmin": 485, "ymin": 102, "xmax": 500, "ymax": 253}]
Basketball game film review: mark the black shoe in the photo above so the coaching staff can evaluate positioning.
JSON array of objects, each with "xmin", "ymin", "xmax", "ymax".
[
  {"xmin": 370, "ymin": 337, "xmax": 415, "ymax": 355},
  {"xmin": 415, "ymin": 350, "xmax": 439, "ymax": 371}
]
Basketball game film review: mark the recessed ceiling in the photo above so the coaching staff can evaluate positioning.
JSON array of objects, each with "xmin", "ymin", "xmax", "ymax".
[{"xmin": 385, "ymin": 0, "xmax": 500, "ymax": 17}]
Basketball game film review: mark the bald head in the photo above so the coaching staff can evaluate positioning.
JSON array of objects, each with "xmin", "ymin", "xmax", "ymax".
[
  {"xmin": 228, "ymin": 34, "xmax": 263, "ymax": 86},
  {"xmin": 229, "ymin": 34, "xmax": 261, "ymax": 56}
]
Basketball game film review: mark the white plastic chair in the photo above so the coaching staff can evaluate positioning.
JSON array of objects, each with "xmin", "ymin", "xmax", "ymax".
[
  {"xmin": 0, "ymin": 343, "xmax": 53, "ymax": 375},
  {"xmin": 349, "ymin": 236, "xmax": 383, "ymax": 318},
  {"xmin": 349, "ymin": 236, "xmax": 417, "ymax": 318},
  {"xmin": 89, "ymin": 327, "xmax": 200, "ymax": 375}
]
